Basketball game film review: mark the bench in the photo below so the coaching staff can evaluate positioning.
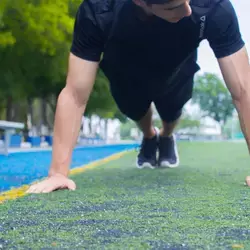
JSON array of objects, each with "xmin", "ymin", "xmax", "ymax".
[{"xmin": 0, "ymin": 120, "xmax": 24, "ymax": 155}]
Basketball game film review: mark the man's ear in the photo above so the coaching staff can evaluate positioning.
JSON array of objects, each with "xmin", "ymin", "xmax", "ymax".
[{"xmin": 132, "ymin": 0, "xmax": 147, "ymax": 7}]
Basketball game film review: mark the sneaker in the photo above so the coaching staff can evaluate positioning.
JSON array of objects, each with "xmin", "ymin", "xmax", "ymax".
[
  {"xmin": 158, "ymin": 134, "xmax": 179, "ymax": 168},
  {"xmin": 136, "ymin": 132, "xmax": 158, "ymax": 169}
]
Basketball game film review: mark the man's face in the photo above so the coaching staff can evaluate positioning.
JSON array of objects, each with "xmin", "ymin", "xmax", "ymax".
[{"xmin": 133, "ymin": 0, "xmax": 192, "ymax": 23}]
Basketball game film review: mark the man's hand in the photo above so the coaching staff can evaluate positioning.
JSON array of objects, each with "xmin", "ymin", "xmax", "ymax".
[
  {"xmin": 26, "ymin": 174, "xmax": 76, "ymax": 193},
  {"xmin": 245, "ymin": 176, "xmax": 250, "ymax": 186}
]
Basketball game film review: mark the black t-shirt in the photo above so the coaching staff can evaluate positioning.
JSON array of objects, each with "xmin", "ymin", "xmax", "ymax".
[{"xmin": 70, "ymin": 0, "xmax": 245, "ymax": 85}]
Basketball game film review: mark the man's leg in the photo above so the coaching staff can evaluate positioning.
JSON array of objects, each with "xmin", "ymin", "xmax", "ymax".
[
  {"xmin": 136, "ymin": 104, "xmax": 181, "ymax": 168},
  {"xmin": 154, "ymin": 77, "xmax": 194, "ymax": 168},
  {"xmin": 109, "ymin": 84, "xmax": 158, "ymax": 169},
  {"xmin": 160, "ymin": 119, "xmax": 180, "ymax": 137},
  {"xmin": 136, "ymin": 104, "xmax": 156, "ymax": 138},
  {"xmin": 155, "ymin": 107, "xmax": 182, "ymax": 168},
  {"xmin": 135, "ymin": 104, "xmax": 160, "ymax": 169}
]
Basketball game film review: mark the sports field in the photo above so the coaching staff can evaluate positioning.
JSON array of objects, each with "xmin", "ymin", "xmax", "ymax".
[{"xmin": 0, "ymin": 142, "xmax": 250, "ymax": 249}]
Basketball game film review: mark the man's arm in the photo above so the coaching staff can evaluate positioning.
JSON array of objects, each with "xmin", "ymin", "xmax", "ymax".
[
  {"xmin": 26, "ymin": 0, "xmax": 105, "ymax": 193},
  {"xmin": 49, "ymin": 53, "xmax": 99, "ymax": 176},
  {"xmin": 218, "ymin": 46, "xmax": 250, "ymax": 149},
  {"xmin": 205, "ymin": 0, "xmax": 250, "ymax": 184},
  {"xmin": 26, "ymin": 53, "xmax": 99, "ymax": 193},
  {"xmin": 217, "ymin": 46, "xmax": 250, "ymax": 185}
]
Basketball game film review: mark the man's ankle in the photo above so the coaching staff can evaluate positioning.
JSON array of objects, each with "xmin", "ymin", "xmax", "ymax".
[
  {"xmin": 159, "ymin": 129, "xmax": 173, "ymax": 138},
  {"xmin": 143, "ymin": 127, "xmax": 157, "ymax": 139}
]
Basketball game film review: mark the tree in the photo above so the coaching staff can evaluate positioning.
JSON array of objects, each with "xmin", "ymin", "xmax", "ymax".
[
  {"xmin": 0, "ymin": 0, "xmax": 127, "ymax": 135},
  {"xmin": 192, "ymin": 73, "xmax": 234, "ymax": 126},
  {"xmin": 0, "ymin": 1, "xmax": 74, "ymax": 123},
  {"xmin": 154, "ymin": 113, "xmax": 200, "ymax": 131},
  {"xmin": 176, "ymin": 115, "xmax": 200, "ymax": 130},
  {"xmin": 120, "ymin": 119, "xmax": 138, "ymax": 140},
  {"xmin": 0, "ymin": 0, "xmax": 15, "ymax": 48}
]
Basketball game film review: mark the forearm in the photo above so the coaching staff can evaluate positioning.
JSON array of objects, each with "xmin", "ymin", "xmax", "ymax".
[
  {"xmin": 49, "ymin": 87, "xmax": 86, "ymax": 177},
  {"xmin": 234, "ymin": 91, "xmax": 250, "ymax": 153},
  {"xmin": 217, "ymin": 47, "xmax": 250, "ymax": 152}
]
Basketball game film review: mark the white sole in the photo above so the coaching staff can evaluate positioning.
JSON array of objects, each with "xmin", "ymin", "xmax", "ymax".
[
  {"xmin": 159, "ymin": 160, "xmax": 179, "ymax": 168},
  {"xmin": 136, "ymin": 126, "xmax": 159, "ymax": 170},
  {"xmin": 159, "ymin": 134, "xmax": 180, "ymax": 168},
  {"xmin": 136, "ymin": 161, "xmax": 156, "ymax": 169}
]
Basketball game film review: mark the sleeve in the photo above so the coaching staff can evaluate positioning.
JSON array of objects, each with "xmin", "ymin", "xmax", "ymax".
[
  {"xmin": 206, "ymin": 0, "xmax": 245, "ymax": 59},
  {"xmin": 70, "ymin": 0, "xmax": 105, "ymax": 62}
]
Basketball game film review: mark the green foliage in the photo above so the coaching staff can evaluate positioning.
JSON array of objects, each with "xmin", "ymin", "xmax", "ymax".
[
  {"xmin": 113, "ymin": 110, "xmax": 127, "ymax": 123},
  {"xmin": 0, "ymin": 0, "xmax": 124, "ymax": 125},
  {"xmin": 192, "ymin": 73, "xmax": 234, "ymax": 125},
  {"xmin": 154, "ymin": 114, "xmax": 200, "ymax": 131},
  {"xmin": 120, "ymin": 120, "xmax": 137, "ymax": 139},
  {"xmin": 86, "ymin": 69, "xmax": 123, "ymax": 120},
  {"xmin": 176, "ymin": 115, "xmax": 200, "ymax": 130},
  {"xmin": 2, "ymin": 1, "xmax": 73, "ymax": 55},
  {"xmin": 0, "ymin": 0, "xmax": 15, "ymax": 47}
]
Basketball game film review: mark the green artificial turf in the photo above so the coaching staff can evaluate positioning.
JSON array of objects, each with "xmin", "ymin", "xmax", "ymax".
[{"xmin": 0, "ymin": 142, "xmax": 250, "ymax": 249}]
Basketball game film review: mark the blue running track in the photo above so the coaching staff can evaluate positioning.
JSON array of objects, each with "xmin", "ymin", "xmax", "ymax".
[{"xmin": 0, "ymin": 144, "xmax": 138, "ymax": 192}]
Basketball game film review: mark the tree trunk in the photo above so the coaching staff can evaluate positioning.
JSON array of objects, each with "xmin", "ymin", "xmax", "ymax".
[
  {"xmin": 88, "ymin": 116, "xmax": 92, "ymax": 136},
  {"xmin": 27, "ymin": 97, "xmax": 37, "ymax": 136},
  {"xmin": 38, "ymin": 97, "xmax": 49, "ymax": 135},
  {"xmin": 99, "ymin": 118, "xmax": 104, "ymax": 139},
  {"xmin": 6, "ymin": 95, "xmax": 13, "ymax": 121},
  {"xmin": 104, "ymin": 119, "xmax": 108, "ymax": 140},
  {"xmin": 27, "ymin": 97, "xmax": 34, "ymax": 126},
  {"xmin": 46, "ymin": 95, "xmax": 57, "ymax": 132},
  {"xmin": 42, "ymin": 98, "xmax": 47, "ymax": 127},
  {"xmin": 12, "ymin": 102, "xmax": 18, "ymax": 122},
  {"xmin": 47, "ymin": 95, "xmax": 57, "ymax": 115}
]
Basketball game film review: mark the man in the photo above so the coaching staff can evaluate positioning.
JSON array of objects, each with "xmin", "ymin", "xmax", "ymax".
[{"xmin": 27, "ymin": 0, "xmax": 250, "ymax": 193}]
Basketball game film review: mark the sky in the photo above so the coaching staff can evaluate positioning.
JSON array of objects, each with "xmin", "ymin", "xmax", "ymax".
[{"xmin": 197, "ymin": 0, "xmax": 250, "ymax": 78}]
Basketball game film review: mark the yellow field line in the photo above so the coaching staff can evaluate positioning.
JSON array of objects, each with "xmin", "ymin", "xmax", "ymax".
[{"xmin": 0, "ymin": 150, "xmax": 131, "ymax": 204}]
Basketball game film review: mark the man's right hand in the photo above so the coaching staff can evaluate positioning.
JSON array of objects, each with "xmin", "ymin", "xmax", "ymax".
[{"xmin": 26, "ymin": 174, "xmax": 76, "ymax": 193}]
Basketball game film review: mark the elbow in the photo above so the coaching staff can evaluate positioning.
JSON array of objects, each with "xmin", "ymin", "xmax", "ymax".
[
  {"xmin": 231, "ymin": 81, "xmax": 250, "ymax": 107},
  {"xmin": 58, "ymin": 84, "xmax": 90, "ymax": 109},
  {"xmin": 67, "ymin": 77, "xmax": 93, "ymax": 106}
]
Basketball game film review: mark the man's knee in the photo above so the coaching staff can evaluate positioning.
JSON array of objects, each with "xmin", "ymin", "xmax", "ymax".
[
  {"xmin": 158, "ymin": 108, "xmax": 183, "ymax": 123},
  {"xmin": 113, "ymin": 98, "xmax": 151, "ymax": 122},
  {"xmin": 119, "ymin": 109, "xmax": 148, "ymax": 122},
  {"xmin": 110, "ymin": 89, "xmax": 152, "ymax": 122}
]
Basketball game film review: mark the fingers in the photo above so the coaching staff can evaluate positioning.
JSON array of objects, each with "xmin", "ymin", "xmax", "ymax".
[
  {"xmin": 25, "ymin": 177, "xmax": 76, "ymax": 194},
  {"xmin": 26, "ymin": 184, "xmax": 39, "ymax": 193},
  {"xmin": 26, "ymin": 181, "xmax": 40, "ymax": 193},
  {"xmin": 26, "ymin": 184, "xmax": 46, "ymax": 194},
  {"xmin": 245, "ymin": 176, "xmax": 250, "ymax": 186},
  {"xmin": 67, "ymin": 179, "xmax": 76, "ymax": 191},
  {"xmin": 42, "ymin": 187, "xmax": 55, "ymax": 193}
]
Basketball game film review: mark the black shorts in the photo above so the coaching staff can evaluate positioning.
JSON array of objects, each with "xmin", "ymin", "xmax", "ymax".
[{"xmin": 109, "ymin": 52, "xmax": 200, "ymax": 122}]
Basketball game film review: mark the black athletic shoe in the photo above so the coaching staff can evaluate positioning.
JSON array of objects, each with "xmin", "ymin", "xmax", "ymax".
[
  {"xmin": 158, "ymin": 134, "xmax": 179, "ymax": 168},
  {"xmin": 137, "ymin": 134, "xmax": 158, "ymax": 169}
]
